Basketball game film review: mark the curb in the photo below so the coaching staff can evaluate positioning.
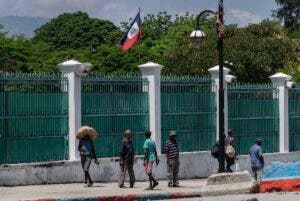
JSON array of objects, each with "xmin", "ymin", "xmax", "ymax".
[
  {"xmin": 259, "ymin": 178, "xmax": 300, "ymax": 193},
  {"xmin": 24, "ymin": 192, "xmax": 202, "ymax": 201}
]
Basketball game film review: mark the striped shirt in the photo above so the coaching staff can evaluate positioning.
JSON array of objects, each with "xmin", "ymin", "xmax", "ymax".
[{"xmin": 165, "ymin": 139, "xmax": 179, "ymax": 159}]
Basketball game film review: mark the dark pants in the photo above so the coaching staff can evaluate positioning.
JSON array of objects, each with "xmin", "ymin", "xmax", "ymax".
[
  {"xmin": 81, "ymin": 155, "xmax": 92, "ymax": 171},
  {"xmin": 167, "ymin": 157, "xmax": 180, "ymax": 186},
  {"xmin": 225, "ymin": 156, "xmax": 235, "ymax": 172},
  {"xmin": 217, "ymin": 156, "xmax": 226, "ymax": 173},
  {"xmin": 251, "ymin": 166, "xmax": 262, "ymax": 181},
  {"xmin": 118, "ymin": 165, "xmax": 135, "ymax": 187}
]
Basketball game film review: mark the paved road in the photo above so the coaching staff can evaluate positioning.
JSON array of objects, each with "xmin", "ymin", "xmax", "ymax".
[{"xmin": 160, "ymin": 191, "xmax": 300, "ymax": 201}]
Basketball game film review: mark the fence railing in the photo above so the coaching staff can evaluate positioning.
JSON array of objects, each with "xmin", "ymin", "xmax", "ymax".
[
  {"xmin": 289, "ymin": 85, "xmax": 300, "ymax": 151},
  {"xmin": 161, "ymin": 76, "xmax": 216, "ymax": 153},
  {"xmin": 0, "ymin": 73, "xmax": 68, "ymax": 164},
  {"xmin": 2, "ymin": 70, "xmax": 300, "ymax": 165},
  {"xmin": 81, "ymin": 75, "xmax": 149, "ymax": 158},
  {"xmin": 228, "ymin": 83, "xmax": 279, "ymax": 154}
]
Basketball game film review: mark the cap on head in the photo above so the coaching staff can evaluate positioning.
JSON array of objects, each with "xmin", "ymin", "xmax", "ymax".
[
  {"xmin": 255, "ymin": 138, "xmax": 262, "ymax": 144},
  {"xmin": 124, "ymin": 129, "xmax": 132, "ymax": 135},
  {"xmin": 169, "ymin": 131, "xmax": 177, "ymax": 137}
]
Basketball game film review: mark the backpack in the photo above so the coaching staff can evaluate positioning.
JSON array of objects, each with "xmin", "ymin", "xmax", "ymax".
[
  {"xmin": 211, "ymin": 143, "xmax": 219, "ymax": 158},
  {"xmin": 225, "ymin": 145, "xmax": 235, "ymax": 158}
]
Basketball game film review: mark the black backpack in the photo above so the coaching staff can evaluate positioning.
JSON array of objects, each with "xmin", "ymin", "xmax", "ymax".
[{"xmin": 211, "ymin": 143, "xmax": 220, "ymax": 158}]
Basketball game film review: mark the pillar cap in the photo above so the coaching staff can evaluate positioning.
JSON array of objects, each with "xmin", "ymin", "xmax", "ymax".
[
  {"xmin": 139, "ymin": 62, "xmax": 163, "ymax": 68},
  {"xmin": 139, "ymin": 62, "xmax": 163, "ymax": 76},
  {"xmin": 58, "ymin": 59, "xmax": 83, "ymax": 73},
  {"xmin": 269, "ymin": 72, "xmax": 291, "ymax": 85},
  {"xmin": 208, "ymin": 65, "xmax": 230, "ymax": 80}
]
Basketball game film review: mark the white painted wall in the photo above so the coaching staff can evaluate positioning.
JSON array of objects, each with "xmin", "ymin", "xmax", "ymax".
[{"xmin": 1, "ymin": 151, "xmax": 300, "ymax": 186}]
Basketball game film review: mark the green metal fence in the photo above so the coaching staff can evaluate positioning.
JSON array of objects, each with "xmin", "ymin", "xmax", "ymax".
[
  {"xmin": 161, "ymin": 76, "xmax": 216, "ymax": 153},
  {"xmin": 81, "ymin": 75, "xmax": 149, "ymax": 158},
  {"xmin": 289, "ymin": 85, "xmax": 300, "ymax": 151},
  {"xmin": 228, "ymin": 83, "xmax": 279, "ymax": 154},
  {"xmin": 0, "ymin": 73, "xmax": 68, "ymax": 164}
]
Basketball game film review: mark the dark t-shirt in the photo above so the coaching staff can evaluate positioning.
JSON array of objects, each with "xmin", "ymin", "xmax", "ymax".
[
  {"xmin": 119, "ymin": 138, "xmax": 134, "ymax": 166},
  {"xmin": 78, "ymin": 139, "xmax": 96, "ymax": 159}
]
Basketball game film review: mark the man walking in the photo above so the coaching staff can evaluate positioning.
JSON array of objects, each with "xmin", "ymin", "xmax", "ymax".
[
  {"xmin": 165, "ymin": 130, "xmax": 180, "ymax": 187},
  {"xmin": 119, "ymin": 130, "xmax": 135, "ymax": 188},
  {"xmin": 143, "ymin": 130, "xmax": 159, "ymax": 190},
  {"xmin": 249, "ymin": 138, "xmax": 264, "ymax": 180}
]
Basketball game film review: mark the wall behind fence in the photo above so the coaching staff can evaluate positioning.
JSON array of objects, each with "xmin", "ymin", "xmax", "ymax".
[
  {"xmin": 228, "ymin": 83, "xmax": 279, "ymax": 154},
  {"xmin": 0, "ymin": 74, "xmax": 68, "ymax": 164},
  {"xmin": 289, "ymin": 85, "xmax": 300, "ymax": 151},
  {"xmin": 161, "ymin": 76, "xmax": 216, "ymax": 153},
  {"xmin": 81, "ymin": 76, "xmax": 149, "ymax": 158}
]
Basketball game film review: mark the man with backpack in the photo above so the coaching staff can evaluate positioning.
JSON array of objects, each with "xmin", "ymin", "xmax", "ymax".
[{"xmin": 211, "ymin": 129, "xmax": 236, "ymax": 173}]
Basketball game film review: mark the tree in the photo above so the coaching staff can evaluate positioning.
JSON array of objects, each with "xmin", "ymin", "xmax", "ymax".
[
  {"xmin": 273, "ymin": 0, "xmax": 300, "ymax": 33},
  {"xmin": 33, "ymin": 11, "xmax": 121, "ymax": 50}
]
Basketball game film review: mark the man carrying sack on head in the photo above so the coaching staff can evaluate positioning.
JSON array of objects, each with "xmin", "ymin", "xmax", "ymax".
[{"xmin": 76, "ymin": 126, "xmax": 99, "ymax": 187}]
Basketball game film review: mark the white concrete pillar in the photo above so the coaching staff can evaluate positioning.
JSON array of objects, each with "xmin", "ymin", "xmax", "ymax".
[
  {"xmin": 58, "ymin": 60, "xmax": 83, "ymax": 160},
  {"xmin": 138, "ymin": 62, "xmax": 163, "ymax": 154},
  {"xmin": 269, "ymin": 72, "xmax": 291, "ymax": 153},
  {"xmin": 208, "ymin": 65, "xmax": 230, "ymax": 140}
]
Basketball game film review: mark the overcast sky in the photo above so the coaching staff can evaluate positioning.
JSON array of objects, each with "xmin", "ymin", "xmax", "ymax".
[{"xmin": 0, "ymin": 0, "xmax": 279, "ymax": 26}]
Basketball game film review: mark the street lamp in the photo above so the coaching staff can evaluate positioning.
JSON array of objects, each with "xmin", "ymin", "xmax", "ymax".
[{"xmin": 190, "ymin": 0, "xmax": 225, "ymax": 173}]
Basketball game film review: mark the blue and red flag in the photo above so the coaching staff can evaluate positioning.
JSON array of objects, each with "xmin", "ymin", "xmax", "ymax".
[{"xmin": 119, "ymin": 11, "xmax": 141, "ymax": 51}]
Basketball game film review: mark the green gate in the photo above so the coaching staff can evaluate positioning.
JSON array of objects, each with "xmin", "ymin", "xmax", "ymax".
[
  {"xmin": 0, "ymin": 73, "xmax": 68, "ymax": 164},
  {"xmin": 289, "ymin": 85, "xmax": 300, "ymax": 151},
  {"xmin": 161, "ymin": 76, "xmax": 216, "ymax": 152},
  {"xmin": 81, "ymin": 75, "xmax": 149, "ymax": 158},
  {"xmin": 228, "ymin": 83, "xmax": 279, "ymax": 154}
]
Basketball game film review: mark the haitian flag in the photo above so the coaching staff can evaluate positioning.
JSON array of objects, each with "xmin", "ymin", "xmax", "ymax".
[{"xmin": 119, "ymin": 11, "xmax": 141, "ymax": 51}]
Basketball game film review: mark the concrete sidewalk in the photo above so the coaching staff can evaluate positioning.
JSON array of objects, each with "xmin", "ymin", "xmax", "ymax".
[
  {"xmin": 0, "ymin": 176, "xmax": 257, "ymax": 201},
  {"xmin": 1, "ymin": 179, "xmax": 204, "ymax": 201}
]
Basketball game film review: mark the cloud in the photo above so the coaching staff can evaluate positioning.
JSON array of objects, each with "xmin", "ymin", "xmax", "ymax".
[
  {"xmin": 0, "ymin": 0, "xmax": 140, "ymax": 25},
  {"xmin": 227, "ymin": 9, "xmax": 263, "ymax": 26},
  {"xmin": 0, "ymin": 0, "xmax": 272, "ymax": 27}
]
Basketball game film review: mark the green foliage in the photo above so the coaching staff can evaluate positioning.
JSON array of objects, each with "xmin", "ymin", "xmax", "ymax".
[
  {"xmin": 34, "ymin": 11, "xmax": 121, "ymax": 49},
  {"xmin": 0, "ymin": 11, "xmax": 299, "ymax": 83},
  {"xmin": 273, "ymin": 0, "xmax": 300, "ymax": 34},
  {"xmin": 224, "ymin": 20, "xmax": 300, "ymax": 82}
]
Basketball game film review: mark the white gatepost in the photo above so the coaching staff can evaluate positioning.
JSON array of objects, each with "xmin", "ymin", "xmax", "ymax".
[
  {"xmin": 208, "ymin": 65, "xmax": 230, "ymax": 140},
  {"xmin": 269, "ymin": 73, "xmax": 291, "ymax": 153},
  {"xmin": 138, "ymin": 62, "xmax": 163, "ymax": 154},
  {"xmin": 58, "ymin": 59, "xmax": 83, "ymax": 160}
]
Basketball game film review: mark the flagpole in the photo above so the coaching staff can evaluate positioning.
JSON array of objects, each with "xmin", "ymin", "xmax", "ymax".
[{"xmin": 138, "ymin": 8, "xmax": 141, "ymax": 64}]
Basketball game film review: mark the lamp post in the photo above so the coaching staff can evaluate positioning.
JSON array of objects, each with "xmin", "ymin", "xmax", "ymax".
[{"xmin": 190, "ymin": 0, "xmax": 225, "ymax": 173}]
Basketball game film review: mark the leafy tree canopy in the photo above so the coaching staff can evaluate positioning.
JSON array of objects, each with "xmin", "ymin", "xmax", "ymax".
[
  {"xmin": 273, "ymin": 0, "xmax": 300, "ymax": 35},
  {"xmin": 33, "ymin": 11, "xmax": 121, "ymax": 50},
  {"xmin": 0, "ymin": 11, "xmax": 299, "ymax": 83}
]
